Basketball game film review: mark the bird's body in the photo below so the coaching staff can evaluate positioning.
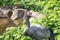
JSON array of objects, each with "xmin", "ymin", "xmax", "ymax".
[
  {"xmin": 23, "ymin": 12, "xmax": 55, "ymax": 40},
  {"xmin": 24, "ymin": 24, "xmax": 51, "ymax": 40}
]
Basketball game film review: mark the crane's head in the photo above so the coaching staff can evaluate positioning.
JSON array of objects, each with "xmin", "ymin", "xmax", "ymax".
[
  {"xmin": 25, "ymin": 11, "xmax": 45, "ymax": 20},
  {"xmin": 25, "ymin": 11, "xmax": 37, "ymax": 19},
  {"xmin": 26, "ymin": 12, "xmax": 32, "ymax": 19}
]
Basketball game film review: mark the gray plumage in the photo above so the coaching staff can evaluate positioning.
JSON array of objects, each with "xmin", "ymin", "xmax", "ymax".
[{"xmin": 23, "ymin": 13, "xmax": 55, "ymax": 40}]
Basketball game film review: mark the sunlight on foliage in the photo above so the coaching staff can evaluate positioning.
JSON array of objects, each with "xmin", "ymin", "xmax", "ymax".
[{"xmin": 0, "ymin": 0, "xmax": 60, "ymax": 40}]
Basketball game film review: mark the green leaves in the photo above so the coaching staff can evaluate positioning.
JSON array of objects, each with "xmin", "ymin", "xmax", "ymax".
[{"xmin": 0, "ymin": 0, "xmax": 60, "ymax": 40}]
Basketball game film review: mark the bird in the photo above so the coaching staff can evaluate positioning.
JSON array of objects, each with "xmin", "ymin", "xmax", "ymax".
[{"xmin": 23, "ymin": 12, "xmax": 55, "ymax": 40}]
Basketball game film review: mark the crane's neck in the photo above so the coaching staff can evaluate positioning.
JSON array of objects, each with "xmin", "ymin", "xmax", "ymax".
[{"xmin": 25, "ymin": 17, "xmax": 30, "ymax": 28}]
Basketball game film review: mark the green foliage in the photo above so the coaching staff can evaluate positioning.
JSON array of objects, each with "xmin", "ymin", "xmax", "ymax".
[
  {"xmin": 0, "ymin": 26, "xmax": 31, "ymax": 40},
  {"xmin": 0, "ymin": 0, "xmax": 60, "ymax": 40}
]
